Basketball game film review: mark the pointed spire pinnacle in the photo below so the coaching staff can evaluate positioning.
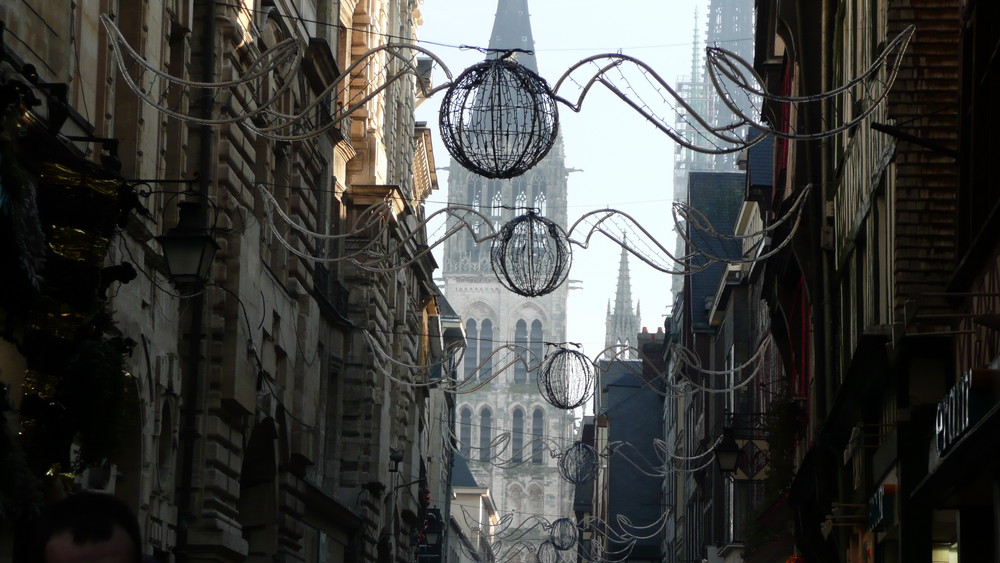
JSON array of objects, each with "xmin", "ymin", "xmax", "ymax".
[
  {"xmin": 487, "ymin": 0, "xmax": 539, "ymax": 72},
  {"xmin": 613, "ymin": 246, "xmax": 633, "ymax": 316},
  {"xmin": 605, "ymin": 246, "xmax": 641, "ymax": 359}
]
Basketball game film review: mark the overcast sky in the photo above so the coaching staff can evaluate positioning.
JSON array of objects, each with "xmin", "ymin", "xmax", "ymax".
[{"xmin": 414, "ymin": 0, "xmax": 706, "ymax": 357}]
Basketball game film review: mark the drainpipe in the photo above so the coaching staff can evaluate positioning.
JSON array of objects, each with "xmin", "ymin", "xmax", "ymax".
[{"xmin": 176, "ymin": 0, "xmax": 216, "ymax": 557}]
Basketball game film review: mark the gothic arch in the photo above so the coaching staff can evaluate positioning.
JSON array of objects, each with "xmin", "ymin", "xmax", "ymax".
[
  {"xmin": 511, "ymin": 406, "xmax": 526, "ymax": 462},
  {"xmin": 458, "ymin": 405, "xmax": 473, "ymax": 458},
  {"xmin": 507, "ymin": 482, "xmax": 525, "ymax": 514}
]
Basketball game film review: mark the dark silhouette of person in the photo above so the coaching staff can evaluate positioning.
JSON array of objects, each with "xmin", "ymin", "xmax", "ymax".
[{"xmin": 32, "ymin": 492, "xmax": 143, "ymax": 563}]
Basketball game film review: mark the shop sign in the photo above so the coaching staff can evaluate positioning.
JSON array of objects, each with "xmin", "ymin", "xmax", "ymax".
[
  {"xmin": 935, "ymin": 369, "xmax": 997, "ymax": 455},
  {"xmin": 868, "ymin": 483, "xmax": 896, "ymax": 531}
]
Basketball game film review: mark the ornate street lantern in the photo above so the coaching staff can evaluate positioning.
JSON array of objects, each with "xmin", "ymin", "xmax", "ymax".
[
  {"xmin": 490, "ymin": 212, "xmax": 571, "ymax": 297},
  {"xmin": 439, "ymin": 57, "xmax": 559, "ymax": 179},
  {"xmin": 157, "ymin": 200, "xmax": 218, "ymax": 287},
  {"xmin": 538, "ymin": 346, "xmax": 594, "ymax": 410},
  {"xmin": 715, "ymin": 428, "xmax": 741, "ymax": 476}
]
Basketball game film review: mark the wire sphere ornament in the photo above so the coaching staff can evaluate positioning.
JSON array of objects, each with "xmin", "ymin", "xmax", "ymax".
[
  {"xmin": 558, "ymin": 442, "xmax": 599, "ymax": 485},
  {"xmin": 439, "ymin": 56, "xmax": 559, "ymax": 179},
  {"xmin": 549, "ymin": 518, "xmax": 578, "ymax": 551},
  {"xmin": 490, "ymin": 212, "xmax": 572, "ymax": 297},
  {"xmin": 536, "ymin": 540, "xmax": 560, "ymax": 563},
  {"xmin": 537, "ymin": 346, "xmax": 594, "ymax": 409}
]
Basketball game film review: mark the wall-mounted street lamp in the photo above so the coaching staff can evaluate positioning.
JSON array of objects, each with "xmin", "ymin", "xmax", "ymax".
[
  {"xmin": 157, "ymin": 200, "xmax": 218, "ymax": 288},
  {"xmin": 714, "ymin": 428, "xmax": 741, "ymax": 476}
]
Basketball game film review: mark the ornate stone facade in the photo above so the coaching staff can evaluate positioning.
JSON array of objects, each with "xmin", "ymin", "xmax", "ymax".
[{"xmin": 0, "ymin": 1, "xmax": 451, "ymax": 562}]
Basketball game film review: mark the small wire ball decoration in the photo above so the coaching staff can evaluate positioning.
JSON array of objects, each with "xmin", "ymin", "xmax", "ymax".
[
  {"xmin": 490, "ymin": 212, "xmax": 572, "ymax": 297},
  {"xmin": 537, "ymin": 346, "xmax": 594, "ymax": 410},
  {"xmin": 549, "ymin": 518, "xmax": 578, "ymax": 551},
  {"xmin": 558, "ymin": 442, "xmax": 599, "ymax": 485},
  {"xmin": 439, "ymin": 55, "xmax": 559, "ymax": 179},
  {"xmin": 536, "ymin": 540, "xmax": 560, "ymax": 563}
]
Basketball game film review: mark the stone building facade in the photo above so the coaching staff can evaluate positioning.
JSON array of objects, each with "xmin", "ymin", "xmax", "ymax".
[{"xmin": 0, "ymin": 1, "xmax": 454, "ymax": 562}]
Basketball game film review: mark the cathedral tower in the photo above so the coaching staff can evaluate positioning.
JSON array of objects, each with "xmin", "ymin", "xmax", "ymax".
[{"xmin": 441, "ymin": 0, "xmax": 577, "ymax": 540}]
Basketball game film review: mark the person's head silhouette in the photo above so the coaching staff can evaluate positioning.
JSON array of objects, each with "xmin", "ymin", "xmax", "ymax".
[{"xmin": 33, "ymin": 492, "xmax": 142, "ymax": 563}]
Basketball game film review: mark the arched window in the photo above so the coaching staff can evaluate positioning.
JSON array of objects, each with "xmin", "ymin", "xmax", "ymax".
[
  {"xmin": 514, "ymin": 320, "xmax": 528, "ymax": 383},
  {"xmin": 459, "ymin": 406, "xmax": 472, "ymax": 458},
  {"xmin": 508, "ymin": 483, "xmax": 525, "ymax": 514},
  {"xmin": 515, "ymin": 190, "xmax": 527, "ymax": 212},
  {"xmin": 529, "ymin": 320, "xmax": 544, "ymax": 381},
  {"xmin": 492, "ymin": 191, "xmax": 503, "ymax": 217},
  {"xmin": 528, "ymin": 485, "xmax": 544, "ymax": 517},
  {"xmin": 512, "ymin": 407, "xmax": 525, "ymax": 463},
  {"xmin": 532, "ymin": 408, "xmax": 544, "ymax": 464},
  {"xmin": 534, "ymin": 192, "xmax": 547, "ymax": 216},
  {"xmin": 480, "ymin": 407, "xmax": 493, "ymax": 461},
  {"xmin": 465, "ymin": 319, "xmax": 478, "ymax": 380},
  {"xmin": 479, "ymin": 319, "xmax": 493, "ymax": 380},
  {"xmin": 470, "ymin": 179, "xmax": 482, "ymax": 212}
]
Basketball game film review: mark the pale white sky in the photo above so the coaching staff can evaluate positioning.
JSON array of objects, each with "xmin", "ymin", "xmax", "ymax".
[{"xmin": 414, "ymin": 0, "xmax": 705, "ymax": 356}]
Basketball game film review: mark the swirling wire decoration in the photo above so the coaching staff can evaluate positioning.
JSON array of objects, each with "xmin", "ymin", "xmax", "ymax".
[
  {"xmin": 706, "ymin": 24, "xmax": 915, "ymax": 140},
  {"xmin": 673, "ymin": 183, "xmax": 812, "ymax": 264},
  {"xmin": 104, "ymin": 12, "xmax": 915, "ymax": 152},
  {"xmin": 100, "ymin": 13, "xmax": 305, "ymax": 126},
  {"xmin": 552, "ymin": 52, "xmax": 758, "ymax": 155}
]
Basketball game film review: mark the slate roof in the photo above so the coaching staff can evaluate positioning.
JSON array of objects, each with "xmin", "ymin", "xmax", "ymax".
[
  {"xmin": 451, "ymin": 454, "xmax": 479, "ymax": 488},
  {"xmin": 687, "ymin": 171, "xmax": 746, "ymax": 329}
]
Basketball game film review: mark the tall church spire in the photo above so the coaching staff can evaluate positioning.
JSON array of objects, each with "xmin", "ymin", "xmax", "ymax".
[
  {"xmin": 487, "ymin": 0, "xmax": 539, "ymax": 71},
  {"xmin": 605, "ymin": 246, "xmax": 641, "ymax": 358}
]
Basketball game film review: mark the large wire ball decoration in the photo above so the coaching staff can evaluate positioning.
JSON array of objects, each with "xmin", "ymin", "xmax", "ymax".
[
  {"xmin": 549, "ymin": 518, "xmax": 578, "ymax": 551},
  {"xmin": 439, "ymin": 56, "xmax": 559, "ymax": 179},
  {"xmin": 490, "ymin": 212, "xmax": 572, "ymax": 297},
  {"xmin": 535, "ymin": 540, "xmax": 560, "ymax": 563},
  {"xmin": 537, "ymin": 346, "xmax": 594, "ymax": 410},
  {"xmin": 558, "ymin": 442, "xmax": 599, "ymax": 485}
]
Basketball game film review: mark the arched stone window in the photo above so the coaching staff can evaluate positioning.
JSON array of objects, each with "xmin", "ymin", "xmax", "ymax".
[
  {"xmin": 459, "ymin": 406, "xmax": 472, "ymax": 458},
  {"xmin": 515, "ymin": 190, "xmax": 527, "ymax": 212},
  {"xmin": 508, "ymin": 483, "xmax": 525, "ymax": 514},
  {"xmin": 465, "ymin": 319, "xmax": 478, "ymax": 380},
  {"xmin": 529, "ymin": 484, "xmax": 544, "ymax": 518},
  {"xmin": 529, "ymin": 319, "xmax": 544, "ymax": 381},
  {"xmin": 514, "ymin": 319, "xmax": 528, "ymax": 383},
  {"xmin": 512, "ymin": 407, "xmax": 525, "ymax": 463},
  {"xmin": 479, "ymin": 319, "xmax": 493, "ymax": 380},
  {"xmin": 534, "ymin": 192, "xmax": 547, "ymax": 215},
  {"xmin": 492, "ymin": 191, "xmax": 503, "ymax": 217},
  {"xmin": 479, "ymin": 406, "xmax": 493, "ymax": 461},
  {"xmin": 532, "ymin": 407, "xmax": 544, "ymax": 464}
]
